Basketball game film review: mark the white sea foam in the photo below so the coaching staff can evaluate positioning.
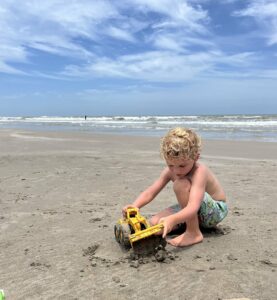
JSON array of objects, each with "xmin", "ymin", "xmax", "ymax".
[{"xmin": 1, "ymin": 115, "xmax": 277, "ymax": 141}]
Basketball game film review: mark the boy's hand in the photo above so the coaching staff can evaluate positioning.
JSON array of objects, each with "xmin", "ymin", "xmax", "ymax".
[
  {"xmin": 122, "ymin": 204, "xmax": 139, "ymax": 217},
  {"xmin": 159, "ymin": 215, "xmax": 176, "ymax": 238}
]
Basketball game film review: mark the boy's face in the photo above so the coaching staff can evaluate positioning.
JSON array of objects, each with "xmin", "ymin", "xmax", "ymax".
[{"xmin": 166, "ymin": 157, "xmax": 195, "ymax": 179}]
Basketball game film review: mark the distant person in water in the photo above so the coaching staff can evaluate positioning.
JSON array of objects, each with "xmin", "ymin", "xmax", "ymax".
[
  {"xmin": 85, "ymin": 115, "xmax": 87, "ymax": 120},
  {"xmin": 122, "ymin": 127, "xmax": 228, "ymax": 247}
]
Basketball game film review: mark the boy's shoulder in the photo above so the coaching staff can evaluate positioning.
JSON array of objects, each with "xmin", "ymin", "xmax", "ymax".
[
  {"xmin": 195, "ymin": 161, "xmax": 207, "ymax": 171},
  {"xmin": 196, "ymin": 161, "xmax": 209, "ymax": 170},
  {"xmin": 191, "ymin": 162, "xmax": 209, "ymax": 178}
]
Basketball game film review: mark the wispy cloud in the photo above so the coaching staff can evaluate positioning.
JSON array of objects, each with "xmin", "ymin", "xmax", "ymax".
[
  {"xmin": 130, "ymin": 0, "xmax": 209, "ymax": 32},
  {"xmin": 0, "ymin": 0, "xmax": 276, "ymax": 83},
  {"xmin": 0, "ymin": 61, "xmax": 26, "ymax": 75},
  {"xmin": 105, "ymin": 26, "xmax": 137, "ymax": 43},
  {"xmin": 0, "ymin": 0, "xmax": 213, "ymax": 80},
  {"xmin": 62, "ymin": 49, "xmax": 263, "ymax": 82},
  {"xmin": 233, "ymin": 0, "xmax": 277, "ymax": 45},
  {"xmin": 0, "ymin": 1, "xmax": 119, "ymax": 71}
]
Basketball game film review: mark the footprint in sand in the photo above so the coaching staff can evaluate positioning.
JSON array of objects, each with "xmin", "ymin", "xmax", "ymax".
[
  {"xmin": 260, "ymin": 259, "xmax": 277, "ymax": 268},
  {"xmin": 232, "ymin": 207, "xmax": 244, "ymax": 216},
  {"xmin": 30, "ymin": 261, "xmax": 51, "ymax": 270},
  {"xmin": 89, "ymin": 217, "xmax": 102, "ymax": 223}
]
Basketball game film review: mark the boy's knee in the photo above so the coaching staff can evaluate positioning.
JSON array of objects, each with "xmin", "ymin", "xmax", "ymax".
[{"xmin": 173, "ymin": 178, "xmax": 191, "ymax": 195}]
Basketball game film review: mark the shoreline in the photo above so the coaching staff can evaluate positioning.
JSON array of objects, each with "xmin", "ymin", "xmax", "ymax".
[
  {"xmin": 1, "ymin": 114, "xmax": 277, "ymax": 143},
  {"xmin": 1, "ymin": 128, "xmax": 277, "ymax": 160}
]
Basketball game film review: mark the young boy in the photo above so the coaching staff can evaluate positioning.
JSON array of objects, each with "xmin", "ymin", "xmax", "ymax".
[{"xmin": 122, "ymin": 127, "xmax": 228, "ymax": 247}]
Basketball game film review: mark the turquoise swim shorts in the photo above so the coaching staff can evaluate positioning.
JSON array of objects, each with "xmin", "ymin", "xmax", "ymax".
[{"xmin": 170, "ymin": 192, "xmax": 228, "ymax": 228}]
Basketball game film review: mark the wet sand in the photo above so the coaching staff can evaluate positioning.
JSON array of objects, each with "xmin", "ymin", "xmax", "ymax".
[{"xmin": 0, "ymin": 129, "xmax": 276, "ymax": 300}]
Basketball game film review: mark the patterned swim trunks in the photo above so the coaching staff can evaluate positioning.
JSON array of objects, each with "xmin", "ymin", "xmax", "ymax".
[{"xmin": 170, "ymin": 192, "xmax": 228, "ymax": 228}]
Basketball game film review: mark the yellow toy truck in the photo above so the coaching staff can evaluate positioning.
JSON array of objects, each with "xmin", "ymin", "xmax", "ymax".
[{"xmin": 114, "ymin": 207, "xmax": 165, "ymax": 254}]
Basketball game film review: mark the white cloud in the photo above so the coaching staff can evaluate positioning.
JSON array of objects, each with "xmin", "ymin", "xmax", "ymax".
[
  {"xmin": 0, "ymin": 0, "xmax": 272, "ymax": 83},
  {"xmin": 105, "ymin": 26, "xmax": 137, "ymax": 43},
  {"xmin": 62, "ymin": 49, "xmax": 260, "ymax": 82},
  {"xmin": 63, "ymin": 51, "xmax": 211, "ymax": 81},
  {"xmin": 152, "ymin": 34, "xmax": 186, "ymax": 52},
  {"xmin": 0, "ymin": 61, "xmax": 26, "ymax": 75},
  {"xmin": 233, "ymin": 0, "xmax": 277, "ymax": 45},
  {"xmin": 188, "ymin": 0, "xmax": 240, "ymax": 5},
  {"xmin": 129, "ymin": 0, "xmax": 209, "ymax": 32},
  {"xmin": 151, "ymin": 31, "xmax": 216, "ymax": 52},
  {"xmin": 0, "ymin": 45, "xmax": 28, "ymax": 62},
  {"xmin": 0, "ymin": 0, "xmax": 210, "ymax": 75},
  {"xmin": 23, "ymin": 0, "xmax": 118, "ymax": 35},
  {"xmin": 0, "ymin": 0, "xmax": 121, "ymax": 72}
]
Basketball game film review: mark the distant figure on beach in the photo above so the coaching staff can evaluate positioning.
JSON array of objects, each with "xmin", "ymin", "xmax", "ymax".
[
  {"xmin": 122, "ymin": 127, "xmax": 228, "ymax": 247},
  {"xmin": 84, "ymin": 115, "xmax": 87, "ymax": 120}
]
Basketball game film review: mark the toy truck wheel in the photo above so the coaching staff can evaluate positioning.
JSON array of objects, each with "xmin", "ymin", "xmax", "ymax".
[
  {"xmin": 119, "ymin": 224, "xmax": 131, "ymax": 248},
  {"xmin": 114, "ymin": 224, "xmax": 121, "ymax": 243}
]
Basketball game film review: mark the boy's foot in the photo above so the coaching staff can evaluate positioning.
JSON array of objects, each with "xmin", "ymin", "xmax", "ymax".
[{"xmin": 167, "ymin": 231, "xmax": 203, "ymax": 247}]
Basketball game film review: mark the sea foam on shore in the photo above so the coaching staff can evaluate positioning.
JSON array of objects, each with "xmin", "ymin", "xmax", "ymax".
[{"xmin": 1, "ymin": 114, "xmax": 277, "ymax": 142}]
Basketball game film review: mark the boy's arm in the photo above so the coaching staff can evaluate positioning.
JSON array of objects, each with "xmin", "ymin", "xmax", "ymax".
[
  {"xmin": 123, "ymin": 168, "xmax": 171, "ymax": 213},
  {"xmin": 161, "ymin": 165, "xmax": 207, "ymax": 237}
]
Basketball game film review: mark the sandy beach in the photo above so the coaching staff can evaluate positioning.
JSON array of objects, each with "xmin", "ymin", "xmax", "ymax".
[{"xmin": 0, "ymin": 129, "xmax": 276, "ymax": 300}]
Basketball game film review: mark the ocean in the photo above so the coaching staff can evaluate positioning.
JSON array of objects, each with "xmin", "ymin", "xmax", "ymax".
[{"xmin": 0, "ymin": 114, "xmax": 277, "ymax": 142}]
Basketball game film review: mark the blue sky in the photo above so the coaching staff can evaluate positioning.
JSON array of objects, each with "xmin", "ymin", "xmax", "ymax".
[{"xmin": 0, "ymin": 0, "xmax": 277, "ymax": 116}]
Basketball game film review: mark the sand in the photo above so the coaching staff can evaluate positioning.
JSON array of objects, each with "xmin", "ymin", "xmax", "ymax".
[{"xmin": 0, "ymin": 129, "xmax": 276, "ymax": 300}]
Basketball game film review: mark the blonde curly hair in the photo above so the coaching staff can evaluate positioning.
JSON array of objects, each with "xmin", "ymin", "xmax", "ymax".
[{"xmin": 161, "ymin": 127, "xmax": 201, "ymax": 161}]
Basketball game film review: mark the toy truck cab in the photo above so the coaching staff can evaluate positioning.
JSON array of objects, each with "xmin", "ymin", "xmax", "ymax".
[
  {"xmin": 114, "ymin": 207, "xmax": 164, "ymax": 250},
  {"xmin": 125, "ymin": 208, "xmax": 149, "ymax": 232}
]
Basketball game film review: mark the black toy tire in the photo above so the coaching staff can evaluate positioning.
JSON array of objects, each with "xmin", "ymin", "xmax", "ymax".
[
  {"xmin": 119, "ymin": 223, "xmax": 131, "ymax": 248},
  {"xmin": 114, "ymin": 224, "xmax": 121, "ymax": 243}
]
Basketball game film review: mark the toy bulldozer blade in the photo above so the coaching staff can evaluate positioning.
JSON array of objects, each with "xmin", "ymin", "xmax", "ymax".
[{"xmin": 114, "ymin": 207, "xmax": 165, "ymax": 254}]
